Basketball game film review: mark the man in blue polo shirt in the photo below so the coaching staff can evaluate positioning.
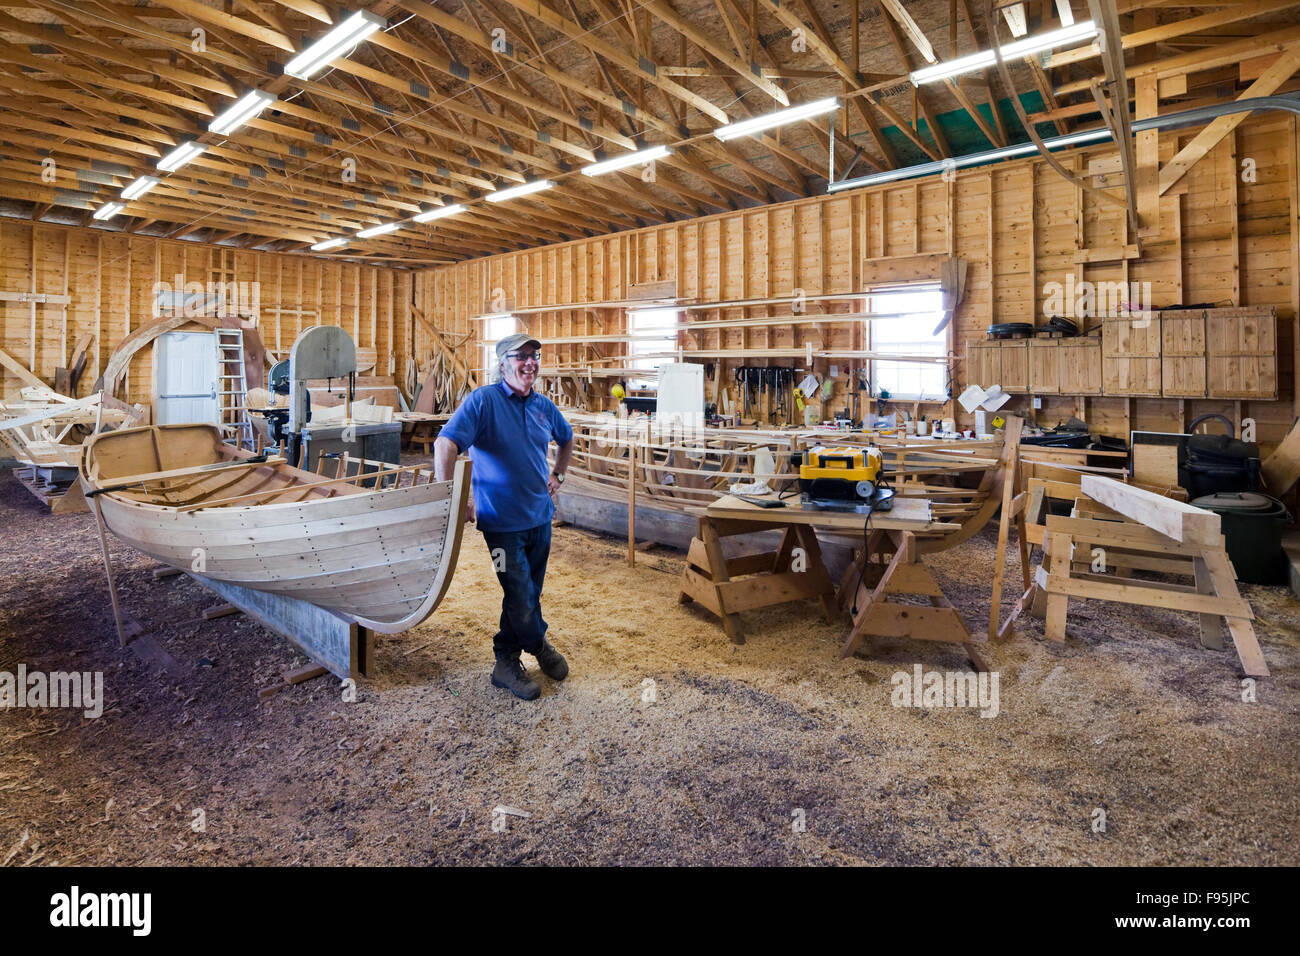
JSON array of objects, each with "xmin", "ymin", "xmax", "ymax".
[{"xmin": 433, "ymin": 332, "xmax": 575, "ymax": 701}]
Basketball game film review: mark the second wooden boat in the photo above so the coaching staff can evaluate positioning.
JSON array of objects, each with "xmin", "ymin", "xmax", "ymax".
[{"xmin": 79, "ymin": 424, "xmax": 471, "ymax": 634}]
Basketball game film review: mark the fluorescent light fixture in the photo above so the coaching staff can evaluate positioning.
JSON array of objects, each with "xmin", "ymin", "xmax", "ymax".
[
  {"xmin": 828, "ymin": 127, "xmax": 1112, "ymax": 192},
  {"xmin": 413, "ymin": 203, "xmax": 466, "ymax": 223},
  {"xmin": 310, "ymin": 237, "xmax": 347, "ymax": 251},
  {"xmin": 714, "ymin": 97, "xmax": 839, "ymax": 141},
  {"xmin": 92, "ymin": 201, "xmax": 125, "ymax": 220},
  {"xmin": 910, "ymin": 20, "xmax": 1096, "ymax": 85},
  {"xmin": 582, "ymin": 145, "xmax": 673, "ymax": 177},
  {"xmin": 284, "ymin": 10, "xmax": 385, "ymax": 80},
  {"xmin": 120, "ymin": 176, "xmax": 159, "ymax": 200},
  {"xmin": 157, "ymin": 141, "xmax": 207, "ymax": 172},
  {"xmin": 485, "ymin": 180, "xmax": 554, "ymax": 202},
  {"xmin": 209, "ymin": 89, "xmax": 276, "ymax": 135},
  {"xmin": 356, "ymin": 222, "xmax": 399, "ymax": 239}
]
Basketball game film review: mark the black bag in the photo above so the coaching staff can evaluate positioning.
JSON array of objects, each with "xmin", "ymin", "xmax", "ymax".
[{"xmin": 1180, "ymin": 433, "xmax": 1261, "ymax": 498}]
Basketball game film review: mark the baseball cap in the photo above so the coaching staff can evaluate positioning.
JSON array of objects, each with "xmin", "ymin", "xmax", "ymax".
[{"xmin": 495, "ymin": 332, "xmax": 542, "ymax": 360}]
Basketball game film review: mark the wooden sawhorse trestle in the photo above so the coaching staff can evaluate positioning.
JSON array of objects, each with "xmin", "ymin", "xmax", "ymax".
[
  {"xmin": 837, "ymin": 530, "xmax": 991, "ymax": 671},
  {"xmin": 1010, "ymin": 514, "xmax": 1268, "ymax": 678},
  {"xmin": 678, "ymin": 514, "xmax": 838, "ymax": 644}
]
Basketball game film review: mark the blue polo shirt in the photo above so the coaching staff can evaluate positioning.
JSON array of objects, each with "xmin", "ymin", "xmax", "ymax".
[{"xmin": 440, "ymin": 380, "xmax": 574, "ymax": 532}]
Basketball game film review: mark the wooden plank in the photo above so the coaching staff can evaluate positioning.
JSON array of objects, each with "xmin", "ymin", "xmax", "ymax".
[
  {"xmin": 847, "ymin": 603, "xmax": 972, "ymax": 642},
  {"xmin": 1043, "ymin": 514, "xmax": 1213, "ymax": 555},
  {"xmin": 1159, "ymin": 45, "xmax": 1300, "ymax": 195},
  {"xmin": 0, "ymin": 346, "xmax": 49, "ymax": 390},
  {"xmin": 0, "ymin": 393, "xmax": 102, "ymax": 431},
  {"xmin": 1200, "ymin": 549, "xmax": 1269, "ymax": 677},
  {"xmin": 1044, "ymin": 571, "xmax": 1253, "ymax": 619},
  {"xmin": 1262, "ymin": 417, "xmax": 1300, "ymax": 494},
  {"xmin": 716, "ymin": 569, "xmax": 831, "ymax": 611},
  {"xmin": 1078, "ymin": 476, "xmax": 1221, "ymax": 546},
  {"xmin": 1043, "ymin": 531, "xmax": 1071, "ymax": 642},
  {"xmin": 1193, "ymin": 556, "xmax": 1226, "ymax": 651}
]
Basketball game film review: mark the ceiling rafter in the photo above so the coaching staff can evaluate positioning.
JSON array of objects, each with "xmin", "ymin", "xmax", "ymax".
[{"xmin": 3, "ymin": 0, "xmax": 1296, "ymax": 262}]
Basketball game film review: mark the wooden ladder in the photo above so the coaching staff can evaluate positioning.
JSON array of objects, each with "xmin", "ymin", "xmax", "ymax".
[{"xmin": 215, "ymin": 327, "xmax": 252, "ymax": 450}]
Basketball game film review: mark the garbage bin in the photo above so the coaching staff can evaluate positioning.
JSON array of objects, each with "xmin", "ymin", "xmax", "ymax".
[{"xmin": 1191, "ymin": 492, "xmax": 1291, "ymax": 585}]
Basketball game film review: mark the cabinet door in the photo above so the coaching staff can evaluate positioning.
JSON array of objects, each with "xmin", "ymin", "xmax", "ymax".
[
  {"xmin": 1102, "ymin": 315, "xmax": 1162, "ymax": 396},
  {"xmin": 1000, "ymin": 341, "xmax": 1028, "ymax": 392},
  {"xmin": 1160, "ymin": 309, "xmax": 1207, "ymax": 397},
  {"xmin": 1059, "ymin": 340, "xmax": 1101, "ymax": 394},
  {"xmin": 1028, "ymin": 340, "xmax": 1060, "ymax": 394},
  {"xmin": 965, "ymin": 340, "xmax": 1001, "ymax": 387},
  {"xmin": 1207, "ymin": 306, "xmax": 1276, "ymax": 399}
]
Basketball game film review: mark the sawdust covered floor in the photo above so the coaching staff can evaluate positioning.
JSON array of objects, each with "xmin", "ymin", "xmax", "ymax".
[{"xmin": 1, "ymin": 469, "xmax": 1298, "ymax": 867}]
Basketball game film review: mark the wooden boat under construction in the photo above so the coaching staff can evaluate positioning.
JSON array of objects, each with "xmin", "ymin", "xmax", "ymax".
[
  {"xmin": 556, "ymin": 413, "xmax": 1019, "ymax": 551},
  {"xmin": 555, "ymin": 411, "xmax": 1136, "ymax": 551},
  {"xmin": 79, "ymin": 423, "xmax": 471, "ymax": 634}
]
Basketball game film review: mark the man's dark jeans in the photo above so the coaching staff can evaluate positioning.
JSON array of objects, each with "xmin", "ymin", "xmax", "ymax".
[{"xmin": 480, "ymin": 521, "xmax": 552, "ymax": 661}]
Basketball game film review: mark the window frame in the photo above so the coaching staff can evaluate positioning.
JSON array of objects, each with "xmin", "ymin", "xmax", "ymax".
[
  {"xmin": 482, "ymin": 314, "xmax": 518, "ymax": 381},
  {"xmin": 864, "ymin": 282, "xmax": 950, "ymax": 403},
  {"xmin": 626, "ymin": 307, "xmax": 679, "ymax": 390}
]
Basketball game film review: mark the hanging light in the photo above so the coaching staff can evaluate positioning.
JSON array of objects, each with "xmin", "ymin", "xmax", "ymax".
[
  {"xmin": 157, "ymin": 141, "xmax": 207, "ymax": 172},
  {"xmin": 910, "ymin": 21, "xmax": 1097, "ymax": 85},
  {"xmin": 713, "ymin": 98, "xmax": 838, "ymax": 141},
  {"xmin": 485, "ymin": 180, "xmax": 554, "ymax": 202},
  {"xmin": 356, "ymin": 222, "xmax": 400, "ymax": 238},
  {"xmin": 582, "ymin": 145, "xmax": 673, "ymax": 177},
  {"xmin": 284, "ymin": 10, "xmax": 386, "ymax": 80},
  {"xmin": 209, "ymin": 90, "xmax": 277, "ymax": 135},
  {"xmin": 120, "ymin": 176, "xmax": 159, "ymax": 200},
  {"xmin": 413, "ymin": 203, "xmax": 466, "ymax": 223}
]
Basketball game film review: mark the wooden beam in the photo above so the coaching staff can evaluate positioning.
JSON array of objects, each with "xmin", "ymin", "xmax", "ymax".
[
  {"xmin": 1048, "ymin": 0, "xmax": 1300, "ymax": 70},
  {"xmin": 1056, "ymin": 24, "xmax": 1300, "ymax": 97},
  {"xmin": 641, "ymin": 0, "xmax": 789, "ymax": 106},
  {"xmin": 1158, "ymin": 46, "xmax": 1300, "ymax": 195},
  {"xmin": 1079, "ymin": 475, "xmax": 1221, "ymax": 546},
  {"xmin": 0, "ymin": 346, "xmax": 50, "ymax": 390}
]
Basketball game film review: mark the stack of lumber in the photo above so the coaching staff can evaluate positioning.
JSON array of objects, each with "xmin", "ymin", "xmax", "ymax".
[{"xmin": 1, "ymin": 389, "xmax": 145, "ymax": 514}]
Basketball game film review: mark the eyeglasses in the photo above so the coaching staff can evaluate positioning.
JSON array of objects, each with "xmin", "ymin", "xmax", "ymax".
[{"xmin": 507, "ymin": 350, "xmax": 542, "ymax": 363}]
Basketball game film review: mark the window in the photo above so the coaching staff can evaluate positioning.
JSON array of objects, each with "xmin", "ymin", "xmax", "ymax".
[
  {"xmin": 627, "ymin": 308, "xmax": 677, "ymax": 390},
  {"xmin": 483, "ymin": 313, "xmax": 517, "ymax": 381},
  {"xmin": 866, "ymin": 284, "xmax": 947, "ymax": 401}
]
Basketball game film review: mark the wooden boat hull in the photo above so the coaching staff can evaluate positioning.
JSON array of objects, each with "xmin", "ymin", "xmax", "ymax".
[
  {"xmin": 557, "ymin": 412, "xmax": 1007, "ymax": 550},
  {"xmin": 80, "ymin": 424, "xmax": 471, "ymax": 634}
]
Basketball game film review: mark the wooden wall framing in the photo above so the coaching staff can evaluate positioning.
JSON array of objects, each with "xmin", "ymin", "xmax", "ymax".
[
  {"xmin": 0, "ymin": 223, "xmax": 412, "ymax": 408},
  {"xmin": 417, "ymin": 115, "xmax": 1300, "ymax": 454}
]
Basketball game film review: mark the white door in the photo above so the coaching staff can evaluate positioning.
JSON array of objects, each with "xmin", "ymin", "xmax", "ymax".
[{"xmin": 154, "ymin": 332, "xmax": 218, "ymax": 425}]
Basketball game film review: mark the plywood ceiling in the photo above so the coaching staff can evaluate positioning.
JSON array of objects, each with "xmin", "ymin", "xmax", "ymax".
[{"xmin": 0, "ymin": 0, "xmax": 1296, "ymax": 266}]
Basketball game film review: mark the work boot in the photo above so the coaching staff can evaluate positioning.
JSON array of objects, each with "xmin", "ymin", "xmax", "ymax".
[
  {"xmin": 529, "ymin": 639, "xmax": 569, "ymax": 681},
  {"xmin": 491, "ymin": 656, "xmax": 540, "ymax": 701}
]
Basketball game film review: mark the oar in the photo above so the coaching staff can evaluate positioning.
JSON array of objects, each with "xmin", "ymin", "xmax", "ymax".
[{"xmin": 86, "ymin": 453, "xmax": 282, "ymax": 497}]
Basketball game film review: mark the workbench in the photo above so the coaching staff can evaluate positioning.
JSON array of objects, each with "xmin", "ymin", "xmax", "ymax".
[{"xmin": 679, "ymin": 493, "xmax": 987, "ymax": 669}]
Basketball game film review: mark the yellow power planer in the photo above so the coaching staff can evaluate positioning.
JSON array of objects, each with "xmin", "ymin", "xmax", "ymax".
[{"xmin": 791, "ymin": 446, "xmax": 895, "ymax": 514}]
